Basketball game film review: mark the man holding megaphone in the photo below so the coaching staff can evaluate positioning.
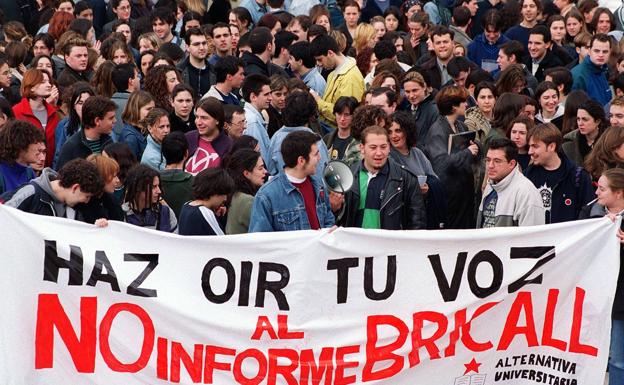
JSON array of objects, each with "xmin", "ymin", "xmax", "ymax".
[{"xmin": 330, "ymin": 126, "xmax": 427, "ymax": 230}]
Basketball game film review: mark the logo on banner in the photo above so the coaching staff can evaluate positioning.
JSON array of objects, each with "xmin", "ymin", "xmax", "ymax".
[{"xmin": 454, "ymin": 358, "xmax": 486, "ymax": 385}]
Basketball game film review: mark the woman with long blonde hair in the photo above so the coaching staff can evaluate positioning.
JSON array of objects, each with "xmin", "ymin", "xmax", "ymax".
[{"xmin": 352, "ymin": 23, "xmax": 376, "ymax": 55}]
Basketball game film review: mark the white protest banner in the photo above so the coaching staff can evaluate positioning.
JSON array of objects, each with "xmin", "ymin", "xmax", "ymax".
[{"xmin": 0, "ymin": 204, "xmax": 620, "ymax": 385}]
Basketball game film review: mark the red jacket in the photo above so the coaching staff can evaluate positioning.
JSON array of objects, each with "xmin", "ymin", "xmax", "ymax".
[{"xmin": 13, "ymin": 98, "xmax": 59, "ymax": 167}]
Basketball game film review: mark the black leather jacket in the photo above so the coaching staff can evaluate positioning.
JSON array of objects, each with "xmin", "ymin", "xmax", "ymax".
[{"xmin": 338, "ymin": 159, "xmax": 427, "ymax": 230}]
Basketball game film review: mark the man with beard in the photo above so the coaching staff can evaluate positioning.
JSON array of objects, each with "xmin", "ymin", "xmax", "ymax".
[
  {"xmin": 335, "ymin": 125, "xmax": 426, "ymax": 230},
  {"xmin": 177, "ymin": 28, "xmax": 215, "ymax": 98}
]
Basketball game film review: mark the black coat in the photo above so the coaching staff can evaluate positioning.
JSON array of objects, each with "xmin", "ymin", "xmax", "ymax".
[
  {"xmin": 360, "ymin": 0, "xmax": 403, "ymax": 23},
  {"xmin": 57, "ymin": 129, "xmax": 113, "ymax": 170},
  {"xmin": 424, "ymin": 116, "xmax": 478, "ymax": 229},
  {"xmin": 339, "ymin": 159, "xmax": 427, "ymax": 230},
  {"xmin": 75, "ymin": 192, "xmax": 124, "ymax": 224},
  {"xmin": 412, "ymin": 93, "xmax": 440, "ymax": 148},
  {"xmin": 242, "ymin": 52, "xmax": 288, "ymax": 78},
  {"xmin": 579, "ymin": 202, "xmax": 624, "ymax": 320},
  {"xmin": 523, "ymin": 49, "xmax": 564, "ymax": 83}
]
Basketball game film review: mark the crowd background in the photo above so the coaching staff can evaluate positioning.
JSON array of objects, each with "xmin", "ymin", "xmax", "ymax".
[{"xmin": 0, "ymin": 0, "xmax": 623, "ymax": 381}]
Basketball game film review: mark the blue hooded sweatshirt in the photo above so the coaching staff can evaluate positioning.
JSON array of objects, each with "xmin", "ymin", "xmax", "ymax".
[{"xmin": 467, "ymin": 33, "xmax": 510, "ymax": 70}]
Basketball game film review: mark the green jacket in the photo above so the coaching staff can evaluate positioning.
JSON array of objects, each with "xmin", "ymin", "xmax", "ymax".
[
  {"xmin": 160, "ymin": 169, "xmax": 194, "ymax": 220},
  {"xmin": 226, "ymin": 192, "xmax": 254, "ymax": 235}
]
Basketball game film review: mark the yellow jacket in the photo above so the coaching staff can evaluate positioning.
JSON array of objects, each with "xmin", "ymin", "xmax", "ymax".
[{"xmin": 317, "ymin": 57, "xmax": 365, "ymax": 127}]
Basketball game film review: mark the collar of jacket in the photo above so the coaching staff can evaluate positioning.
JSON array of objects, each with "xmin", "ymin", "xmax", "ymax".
[
  {"xmin": 350, "ymin": 158, "xmax": 406, "ymax": 196},
  {"xmin": 582, "ymin": 56, "xmax": 608, "ymax": 74},
  {"xmin": 179, "ymin": 55, "xmax": 211, "ymax": 72},
  {"xmin": 489, "ymin": 165, "xmax": 521, "ymax": 192},
  {"xmin": 80, "ymin": 128, "xmax": 112, "ymax": 147},
  {"xmin": 276, "ymin": 171, "xmax": 323, "ymax": 194},
  {"xmin": 15, "ymin": 98, "xmax": 57, "ymax": 119},
  {"xmin": 333, "ymin": 56, "xmax": 357, "ymax": 76}
]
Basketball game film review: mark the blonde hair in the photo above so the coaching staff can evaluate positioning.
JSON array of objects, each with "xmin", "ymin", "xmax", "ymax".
[
  {"xmin": 329, "ymin": 30, "xmax": 347, "ymax": 53},
  {"xmin": 353, "ymin": 23, "xmax": 376, "ymax": 54},
  {"xmin": 402, "ymin": 71, "xmax": 427, "ymax": 88},
  {"xmin": 184, "ymin": 0, "xmax": 205, "ymax": 14}
]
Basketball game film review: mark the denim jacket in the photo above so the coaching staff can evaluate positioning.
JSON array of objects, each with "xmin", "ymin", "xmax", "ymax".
[
  {"xmin": 249, "ymin": 172, "xmax": 335, "ymax": 232},
  {"xmin": 243, "ymin": 103, "xmax": 271, "ymax": 164}
]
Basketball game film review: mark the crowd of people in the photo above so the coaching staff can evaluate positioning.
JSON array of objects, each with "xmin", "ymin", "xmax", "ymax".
[{"xmin": 0, "ymin": 0, "xmax": 623, "ymax": 381}]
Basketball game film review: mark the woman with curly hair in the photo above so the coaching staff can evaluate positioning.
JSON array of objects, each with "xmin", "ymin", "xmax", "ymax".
[
  {"xmin": 144, "ymin": 64, "xmax": 181, "ymax": 112},
  {"xmin": 48, "ymin": 11, "xmax": 75, "ymax": 41},
  {"xmin": 343, "ymin": 104, "xmax": 387, "ymax": 166},
  {"xmin": 122, "ymin": 164, "xmax": 177, "ymax": 232},
  {"xmin": 120, "ymin": 91, "xmax": 155, "ymax": 159}
]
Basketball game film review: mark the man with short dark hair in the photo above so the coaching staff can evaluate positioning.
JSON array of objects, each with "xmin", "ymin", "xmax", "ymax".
[
  {"xmin": 288, "ymin": 41, "xmax": 326, "ymax": 95},
  {"xmin": 242, "ymin": 27, "xmax": 287, "ymax": 77},
  {"xmin": 287, "ymin": 15, "xmax": 311, "ymax": 42},
  {"xmin": 249, "ymin": 130, "xmax": 335, "ymax": 232},
  {"xmin": 415, "ymin": 25, "xmax": 455, "ymax": 91},
  {"xmin": 0, "ymin": 120, "xmax": 45, "ymax": 194},
  {"xmin": 447, "ymin": 56, "xmax": 478, "ymax": 88},
  {"xmin": 4, "ymin": 158, "xmax": 103, "ymax": 220},
  {"xmin": 266, "ymin": 91, "xmax": 330, "ymax": 178},
  {"xmin": 467, "ymin": 9, "xmax": 508, "ymax": 71},
  {"xmin": 185, "ymin": 97, "xmax": 233, "ymax": 175},
  {"xmin": 336, "ymin": 125, "xmax": 426, "ymax": 230},
  {"xmin": 324, "ymin": 96, "xmax": 359, "ymax": 162},
  {"xmin": 111, "ymin": 63, "xmax": 139, "ymax": 140},
  {"xmin": 369, "ymin": 87, "xmax": 398, "ymax": 116},
  {"xmin": 160, "ymin": 131, "xmax": 193, "ymax": 219},
  {"xmin": 523, "ymin": 123, "xmax": 594, "ymax": 224},
  {"xmin": 178, "ymin": 27, "xmax": 215, "ymax": 98},
  {"xmin": 272, "ymin": 30, "xmax": 297, "ymax": 74},
  {"xmin": 151, "ymin": 7, "xmax": 184, "ymax": 47},
  {"xmin": 495, "ymin": 40, "xmax": 538, "ymax": 92},
  {"xmin": 204, "ymin": 55, "xmax": 244, "ymax": 105},
  {"xmin": 242, "ymin": 74, "xmax": 273, "ymax": 163},
  {"xmin": 58, "ymin": 37, "xmax": 92, "ymax": 90},
  {"xmin": 208, "ymin": 23, "xmax": 233, "ymax": 66},
  {"xmin": 309, "ymin": 34, "xmax": 364, "ymax": 130},
  {"xmin": 477, "ymin": 138, "xmax": 544, "ymax": 228},
  {"xmin": 450, "ymin": 6, "xmax": 473, "ymax": 50},
  {"xmin": 523, "ymin": 25, "xmax": 564, "ymax": 83},
  {"xmin": 57, "ymin": 96, "xmax": 117, "ymax": 168},
  {"xmin": 571, "ymin": 33, "xmax": 613, "ymax": 106}
]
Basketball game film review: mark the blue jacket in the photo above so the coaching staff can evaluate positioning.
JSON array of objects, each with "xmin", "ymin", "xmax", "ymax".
[
  {"xmin": 53, "ymin": 117, "xmax": 70, "ymax": 170},
  {"xmin": 141, "ymin": 135, "xmax": 165, "ymax": 171},
  {"xmin": 249, "ymin": 172, "xmax": 335, "ymax": 232},
  {"xmin": 467, "ymin": 33, "xmax": 509, "ymax": 69},
  {"xmin": 571, "ymin": 57, "xmax": 613, "ymax": 106},
  {"xmin": 523, "ymin": 154, "xmax": 595, "ymax": 224},
  {"xmin": 243, "ymin": 103, "xmax": 271, "ymax": 164},
  {"xmin": 119, "ymin": 123, "xmax": 147, "ymax": 160}
]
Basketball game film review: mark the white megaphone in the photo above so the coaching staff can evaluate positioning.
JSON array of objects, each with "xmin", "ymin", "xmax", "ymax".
[{"xmin": 323, "ymin": 160, "xmax": 354, "ymax": 194}]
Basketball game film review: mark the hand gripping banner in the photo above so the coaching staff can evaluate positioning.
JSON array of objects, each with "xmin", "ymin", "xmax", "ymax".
[{"xmin": 0, "ymin": 205, "xmax": 620, "ymax": 385}]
